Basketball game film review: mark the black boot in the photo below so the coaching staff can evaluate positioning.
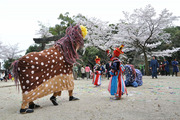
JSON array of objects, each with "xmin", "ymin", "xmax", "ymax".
[
  {"xmin": 29, "ymin": 103, "xmax": 40, "ymax": 109},
  {"xmin": 69, "ymin": 96, "xmax": 79, "ymax": 101},
  {"xmin": 50, "ymin": 96, "xmax": 58, "ymax": 106},
  {"xmin": 20, "ymin": 108, "xmax": 34, "ymax": 114}
]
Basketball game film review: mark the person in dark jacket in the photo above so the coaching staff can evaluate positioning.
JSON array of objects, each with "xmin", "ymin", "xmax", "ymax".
[
  {"xmin": 171, "ymin": 58, "xmax": 179, "ymax": 76},
  {"xmin": 163, "ymin": 59, "xmax": 170, "ymax": 76},
  {"xmin": 150, "ymin": 56, "xmax": 159, "ymax": 79},
  {"xmin": 106, "ymin": 61, "xmax": 111, "ymax": 79}
]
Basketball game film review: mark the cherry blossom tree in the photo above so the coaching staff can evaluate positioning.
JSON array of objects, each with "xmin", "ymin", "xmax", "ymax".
[
  {"xmin": 113, "ymin": 4, "xmax": 179, "ymax": 75},
  {"xmin": 0, "ymin": 42, "xmax": 23, "ymax": 69},
  {"xmin": 74, "ymin": 14, "xmax": 115, "ymax": 52},
  {"xmin": 48, "ymin": 7, "xmax": 179, "ymax": 75},
  {"xmin": 37, "ymin": 21, "xmax": 53, "ymax": 38},
  {"xmin": 0, "ymin": 41, "xmax": 5, "ymax": 58},
  {"xmin": 0, "ymin": 43, "xmax": 24, "ymax": 60}
]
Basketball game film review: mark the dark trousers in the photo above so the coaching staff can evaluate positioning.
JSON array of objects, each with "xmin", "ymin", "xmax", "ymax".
[
  {"xmin": 82, "ymin": 73, "xmax": 85, "ymax": 79},
  {"xmin": 165, "ymin": 71, "xmax": 170, "ymax": 76},
  {"xmin": 106, "ymin": 71, "xmax": 110, "ymax": 79},
  {"xmin": 172, "ymin": 72, "xmax": 177, "ymax": 76},
  {"xmin": 152, "ymin": 71, "xmax": 157, "ymax": 78}
]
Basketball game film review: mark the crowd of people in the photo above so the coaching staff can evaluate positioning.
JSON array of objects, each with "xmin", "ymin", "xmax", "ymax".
[
  {"xmin": 149, "ymin": 57, "xmax": 179, "ymax": 78},
  {"xmin": 72, "ymin": 56, "xmax": 179, "ymax": 83},
  {"xmin": 72, "ymin": 63, "xmax": 108, "ymax": 81},
  {"xmin": 70, "ymin": 55, "xmax": 179, "ymax": 93},
  {"xmin": 0, "ymin": 71, "xmax": 13, "ymax": 82}
]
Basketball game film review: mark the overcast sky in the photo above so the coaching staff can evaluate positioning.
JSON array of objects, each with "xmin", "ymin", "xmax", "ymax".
[{"xmin": 0, "ymin": 0, "xmax": 180, "ymax": 56}]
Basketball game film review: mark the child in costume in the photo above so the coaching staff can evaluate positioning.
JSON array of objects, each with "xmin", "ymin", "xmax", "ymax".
[
  {"xmin": 92, "ymin": 56, "xmax": 102, "ymax": 86},
  {"xmin": 12, "ymin": 24, "xmax": 88, "ymax": 114},
  {"xmin": 106, "ymin": 45, "xmax": 128, "ymax": 100}
]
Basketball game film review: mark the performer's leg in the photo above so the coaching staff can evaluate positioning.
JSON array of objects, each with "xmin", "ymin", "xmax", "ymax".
[
  {"xmin": 21, "ymin": 101, "xmax": 29, "ymax": 109},
  {"xmin": 50, "ymin": 91, "xmax": 61, "ymax": 106},
  {"xmin": 69, "ymin": 90, "xmax": 79, "ymax": 101},
  {"xmin": 29, "ymin": 101, "xmax": 40, "ymax": 109},
  {"xmin": 53, "ymin": 91, "xmax": 62, "ymax": 97},
  {"xmin": 69, "ymin": 90, "xmax": 73, "ymax": 96},
  {"xmin": 20, "ymin": 100, "xmax": 34, "ymax": 114}
]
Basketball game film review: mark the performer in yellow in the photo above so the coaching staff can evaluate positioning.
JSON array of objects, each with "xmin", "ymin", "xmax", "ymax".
[{"xmin": 12, "ymin": 25, "xmax": 87, "ymax": 113}]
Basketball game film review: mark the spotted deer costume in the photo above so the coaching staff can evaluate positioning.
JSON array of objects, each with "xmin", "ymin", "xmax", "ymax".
[{"xmin": 12, "ymin": 25, "xmax": 87, "ymax": 113}]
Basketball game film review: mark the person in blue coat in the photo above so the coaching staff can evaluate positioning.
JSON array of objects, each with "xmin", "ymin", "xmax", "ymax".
[
  {"xmin": 150, "ymin": 56, "xmax": 159, "ymax": 79},
  {"xmin": 163, "ymin": 59, "xmax": 170, "ymax": 76},
  {"xmin": 171, "ymin": 58, "xmax": 179, "ymax": 76}
]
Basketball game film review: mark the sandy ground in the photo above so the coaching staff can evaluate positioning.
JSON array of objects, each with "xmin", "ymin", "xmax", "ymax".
[{"xmin": 0, "ymin": 76, "xmax": 180, "ymax": 120}]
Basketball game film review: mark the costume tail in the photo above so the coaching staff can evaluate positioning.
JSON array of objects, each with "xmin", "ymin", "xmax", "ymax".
[{"xmin": 11, "ymin": 60, "xmax": 19, "ymax": 89}]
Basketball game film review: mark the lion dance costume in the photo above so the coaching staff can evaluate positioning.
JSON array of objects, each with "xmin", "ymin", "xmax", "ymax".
[{"xmin": 12, "ymin": 25, "xmax": 87, "ymax": 113}]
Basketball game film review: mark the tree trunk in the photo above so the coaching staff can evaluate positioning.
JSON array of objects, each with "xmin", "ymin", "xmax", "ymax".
[
  {"xmin": 143, "ymin": 50, "xmax": 149, "ymax": 76},
  {"xmin": 41, "ymin": 43, "xmax": 45, "ymax": 50}
]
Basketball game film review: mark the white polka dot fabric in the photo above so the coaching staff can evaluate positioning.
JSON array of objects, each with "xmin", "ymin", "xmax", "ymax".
[{"xmin": 18, "ymin": 46, "xmax": 74, "ymax": 108}]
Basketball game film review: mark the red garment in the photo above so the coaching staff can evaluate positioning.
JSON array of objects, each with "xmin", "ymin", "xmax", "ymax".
[
  {"xmin": 9, "ymin": 74, "xmax": 12, "ymax": 79},
  {"xmin": 116, "ymin": 65, "xmax": 128, "ymax": 98},
  {"xmin": 94, "ymin": 71, "xmax": 101, "ymax": 86}
]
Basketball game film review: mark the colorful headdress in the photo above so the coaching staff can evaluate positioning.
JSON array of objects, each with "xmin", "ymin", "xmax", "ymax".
[
  {"xmin": 80, "ymin": 25, "xmax": 88, "ymax": 39},
  {"xmin": 113, "ymin": 44, "xmax": 124, "ymax": 57},
  {"xmin": 95, "ymin": 56, "xmax": 101, "ymax": 63}
]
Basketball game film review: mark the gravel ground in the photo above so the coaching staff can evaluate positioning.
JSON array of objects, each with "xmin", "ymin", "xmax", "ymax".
[{"xmin": 0, "ymin": 76, "xmax": 180, "ymax": 120}]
